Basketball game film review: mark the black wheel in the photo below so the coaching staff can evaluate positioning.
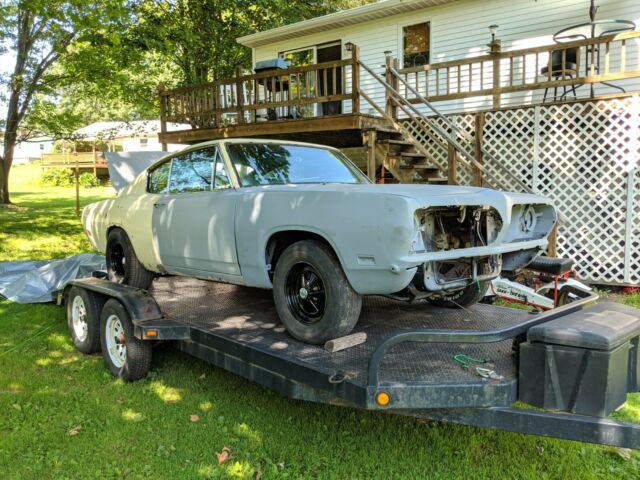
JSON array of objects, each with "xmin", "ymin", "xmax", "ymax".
[
  {"xmin": 66, "ymin": 286, "xmax": 102, "ymax": 354},
  {"xmin": 99, "ymin": 299, "xmax": 152, "ymax": 381},
  {"xmin": 106, "ymin": 228, "xmax": 154, "ymax": 289},
  {"xmin": 273, "ymin": 240, "xmax": 362, "ymax": 344},
  {"xmin": 428, "ymin": 281, "xmax": 490, "ymax": 309}
]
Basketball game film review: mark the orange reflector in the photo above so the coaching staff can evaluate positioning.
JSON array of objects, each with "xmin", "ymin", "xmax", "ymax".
[
  {"xmin": 375, "ymin": 391, "xmax": 390, "ymax": 407},
  {"xmin": 146, "ymin": 330, "xmax": 158, "ymax": 338}
]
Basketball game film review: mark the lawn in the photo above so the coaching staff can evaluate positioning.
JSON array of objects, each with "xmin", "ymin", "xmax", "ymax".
[{"xmin": 1, "ymin": 164, "xmax": 640, "ymax": 479}]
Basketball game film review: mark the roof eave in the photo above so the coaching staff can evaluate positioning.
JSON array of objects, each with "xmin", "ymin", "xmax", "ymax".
[{"xmin": 237, "ymin": 0, "xmax": 454, "ymax": 48}]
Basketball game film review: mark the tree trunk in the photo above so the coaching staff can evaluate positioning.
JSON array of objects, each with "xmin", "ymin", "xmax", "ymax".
[{"xmin": 0, "ymin": 128, "xmax": 17, "ymax": 205}]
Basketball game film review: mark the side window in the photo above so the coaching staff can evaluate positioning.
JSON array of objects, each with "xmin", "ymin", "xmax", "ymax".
[
  {"xmin": 169, "ymin": 149, "xmax": 214, "ymax": 194},
  {"xmin": 148, "ymin": 160, "xmax": 171, "ymax": 194},
  {"xmin": 213, "ymin": 149, "xmax": 231, "ymax": 189}
]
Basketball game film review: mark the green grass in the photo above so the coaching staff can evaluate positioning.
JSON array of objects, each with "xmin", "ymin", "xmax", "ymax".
[{"xmin": 2, "ymin": 164, "xmax": 640, "ymax": 479}]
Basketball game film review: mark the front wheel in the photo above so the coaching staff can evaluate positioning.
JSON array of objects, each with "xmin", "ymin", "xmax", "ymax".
[
  {"xmin": 273, "ymin": 240, "xmax": 362, "ymax": 344},
  {"xmin": 427, "ymin": 281, "xmax": 489, "ymax": 309}
]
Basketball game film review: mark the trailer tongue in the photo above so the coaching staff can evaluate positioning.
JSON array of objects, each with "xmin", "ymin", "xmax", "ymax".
[{"xmin": 66, "ymin": 276, "xmax": 640, "ymax": 449}]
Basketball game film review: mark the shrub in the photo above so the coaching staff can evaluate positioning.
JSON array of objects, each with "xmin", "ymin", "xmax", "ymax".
[
  {"xmin": 41, "ymin": 168, "xmax": 74, "ymax": 187},
  {"xmin": 78, "ymin": 172, "xmax": 101, "ymax": 188}
]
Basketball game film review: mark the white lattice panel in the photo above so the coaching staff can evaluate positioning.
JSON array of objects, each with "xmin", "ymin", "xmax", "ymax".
[{"xmin": 415, "ymin": 96, "xmax": 640, "ymax": 285}]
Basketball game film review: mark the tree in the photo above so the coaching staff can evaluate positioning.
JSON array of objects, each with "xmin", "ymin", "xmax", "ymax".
[
  {"xmin": 0, "ymin": 0, "xmax": 129, "ymax": 204},
  {"xmin": 132, "ymin": 0, "xmax": 374, "ymax": 86}
]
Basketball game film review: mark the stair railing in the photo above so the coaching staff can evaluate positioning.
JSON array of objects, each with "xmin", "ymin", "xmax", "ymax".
[{"xmin": 357, "ymin": 59, "xmax": 532, "ymax": 194}]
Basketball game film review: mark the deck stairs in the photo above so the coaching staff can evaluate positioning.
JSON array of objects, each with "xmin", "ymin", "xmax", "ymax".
[{"xmin": 358, "ymin": 59, "xmax": 533, "ymax": 194}]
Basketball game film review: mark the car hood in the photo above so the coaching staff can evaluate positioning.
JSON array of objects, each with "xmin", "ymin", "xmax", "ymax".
[{"xmin": 240, "ymin": 183, "xmax": 550, "ymax": 205}]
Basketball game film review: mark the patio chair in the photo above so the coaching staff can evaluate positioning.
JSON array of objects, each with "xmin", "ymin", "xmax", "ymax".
[{"xmin": 541, "ymin": 48, "xmax": 579, "ymax": 102}]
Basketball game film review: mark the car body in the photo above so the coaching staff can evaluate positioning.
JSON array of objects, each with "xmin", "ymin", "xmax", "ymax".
[{"xmin": 83, "ymin": 138, "xmax": 557, "ymax": 342}]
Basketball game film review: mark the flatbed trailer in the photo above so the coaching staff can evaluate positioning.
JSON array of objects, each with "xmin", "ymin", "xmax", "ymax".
[{"xmin": 65, "ymin": 276, "xmax": 640, "ymax": 449}]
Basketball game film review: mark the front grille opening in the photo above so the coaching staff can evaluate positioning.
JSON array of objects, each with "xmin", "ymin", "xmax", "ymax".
[{"xmin": 416, "ymin": 206, "xmax": 502, "ymax": 252}]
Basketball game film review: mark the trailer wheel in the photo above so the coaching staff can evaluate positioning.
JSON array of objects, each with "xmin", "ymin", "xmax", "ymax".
[
  {"xmin": 106, "ymin": 228, "xmax": 154, "ymax": 290},
  {"xmin": 428, "ymin": 281, "xmax": 490, "ymax": 309},
  {"xmin": 273, "ymin": 240, "xmax": 362, "ymax": 344},
  {"xmin": 66, "ymin": 286, "xmax": 102, "ymax": 354},
  {"xmin": 100, "ymin": 299, "xmax": 151, "ymax": 381}
]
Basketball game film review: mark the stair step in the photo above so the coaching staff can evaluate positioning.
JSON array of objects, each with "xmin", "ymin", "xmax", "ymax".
[
  {"xmin": 388, "ymin": 152, "xmax": 426, "ymax": 160},
  {"xmin": 379, "ymin": 139, "xmax": 413, "ymax": 146},
  {"xmin": 428, "ymin": 177, "xmax": 449, "ymax": 183},
  {"xmin": 410, "ymin": 163, "xmax": 440, "ymax": 170}
]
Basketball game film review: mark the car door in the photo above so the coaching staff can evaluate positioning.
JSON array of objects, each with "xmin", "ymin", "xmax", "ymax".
[{"xmin": 152, "ymin": 146, "xmax": 241, "ymax": 276}]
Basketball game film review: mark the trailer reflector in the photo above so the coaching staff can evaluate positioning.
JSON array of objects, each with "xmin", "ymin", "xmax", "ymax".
[
  {"xmin": 375, "ymin": 392, "xmax": 390, "ymax": 407},
  {"xmin": 146, "ymin": 330, "xmax": 158, "ymax": 338}
]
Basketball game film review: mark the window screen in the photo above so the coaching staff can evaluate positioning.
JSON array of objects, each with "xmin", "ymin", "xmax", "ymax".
[{"xmin": 403, "ymin": 22, "xmax": 430, "ymax": 67}]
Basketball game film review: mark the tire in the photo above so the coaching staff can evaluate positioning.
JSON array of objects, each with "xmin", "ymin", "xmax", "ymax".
[
  {"xmin": 273, "ymin": 240, "xmax": 362, "ymax": 344},
  {"xmin": 106, "ymin": 228, "xmax": 154, "ymax": 289},
  {"xmin": 66, "ymin": 286, "xmax": 102, "ymax": 354},
  {"xmin": 428, "ymin": 281, "xmax": 490, "ymax": 309},
  {"xmin": 99, "ymin": 299, "xmax": 152, "ymax": 381}
]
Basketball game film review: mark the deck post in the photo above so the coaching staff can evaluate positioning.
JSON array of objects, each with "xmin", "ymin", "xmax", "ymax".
[
  {"xmin": 366, "ymin": 130, "xmax": 377, "ymax": 181},
  {"xmin": 157, "ymin": 83, "xmax": 168, "ymax": 151},
  {"xmin": 447, "ymin": 141, "xmax": 457, "ymax": 185},
  {"xmin": 473, "ymin": 112, "xmax": 485, "ymax": 186},
  {"xmin": 235, "ymin": 66, "xmax": 245, "ymax": 125},
  {"xmin": 489, "ymin": 39, "xmax": 502, "ymax": 109},
  {"xmin": 385, "ymin": 54, "xmax": 398, "ymax": 120},
  {"xmin": 351, "ymin": 45, "xmax": 360, "ymax": 114}
]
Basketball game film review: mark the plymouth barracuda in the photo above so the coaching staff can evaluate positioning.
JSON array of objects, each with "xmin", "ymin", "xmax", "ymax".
[{"xmin": 82, "ymin": 139, "xmax": 557, "ymax": 343}]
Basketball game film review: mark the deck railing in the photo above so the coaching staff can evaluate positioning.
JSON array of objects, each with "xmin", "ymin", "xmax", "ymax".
[
  {"xmin": 395, "ymin": 30, "xmax": 640, "ymax": 108},
  {"xmin": 159, "ymin": 47, "xmax": 361, "ymax": 131},
  {"xmin": 158, "ymin": 32, "xmax": 640, "ymax": 132},
  {"xmin": 41, "ymin": 152, "xmax": 108, "ymax": 173}
]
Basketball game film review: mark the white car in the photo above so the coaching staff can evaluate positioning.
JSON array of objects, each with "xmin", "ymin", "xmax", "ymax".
[{"xmin": 83, "ymin": 139, "xmax": 557, "ymax": 343}]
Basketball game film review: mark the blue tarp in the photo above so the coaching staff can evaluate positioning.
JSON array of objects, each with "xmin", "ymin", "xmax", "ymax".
[{"xmin": 0, "ymin": 253, "xmax": 105, "ymax": 303}]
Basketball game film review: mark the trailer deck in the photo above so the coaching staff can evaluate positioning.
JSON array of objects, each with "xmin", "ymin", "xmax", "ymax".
[
  {"xmin": 68, "ymin": 275, "xmax": 640, "ymax": 449},
  {"xmin": 154, "ymin": 277, "xmax": 520, "ymax": 408}
]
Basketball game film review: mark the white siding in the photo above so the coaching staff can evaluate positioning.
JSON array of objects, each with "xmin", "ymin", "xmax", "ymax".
[{"xmin": 252, "ymin": 0, "xmax": 640, "ymax": 114}]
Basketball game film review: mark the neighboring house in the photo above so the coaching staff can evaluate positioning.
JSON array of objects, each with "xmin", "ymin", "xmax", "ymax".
[
  {"xmin": 5, "ymin": 136, "xmax": 54, "ymax": 165},
  {"xmin": 157, "ymin": 0, "xmax": 640, "ymax": 287},
  {"xmin": 72, "ymin": 121, "xmax": 183, "ymax": 153}
]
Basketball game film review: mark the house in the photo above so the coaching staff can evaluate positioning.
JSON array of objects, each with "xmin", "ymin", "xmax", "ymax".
[
  {"xmin": 72, "ymin": 121, "xmax": 183, "ymax": 152},
  {"xmin": 157, "ymin": 0, "xmax": 640, "ymax": 287},
  {"xmin": 3, "ymin": 135, "xmax": 54, "ymax": 165},
  {"xmin": 40, "ymin": 120, "xmax": 184, "ymax": 176}
]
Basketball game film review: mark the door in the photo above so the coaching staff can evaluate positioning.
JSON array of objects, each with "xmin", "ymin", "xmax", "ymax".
[
  {"xmin": 317, "ymin": 42, "xmax": 342, "ymax": 116},
  {"xmin": 152, "ymin": 146, "xmax": 241, "ymax": 276}
]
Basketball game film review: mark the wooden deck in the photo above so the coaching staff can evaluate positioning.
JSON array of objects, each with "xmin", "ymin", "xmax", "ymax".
[{"xmin": 159, "ymin": 113, "xmax": 395, "ymax": 148}]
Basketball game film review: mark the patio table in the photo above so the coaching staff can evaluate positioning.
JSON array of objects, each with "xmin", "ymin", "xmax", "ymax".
[{"xmin": 553, "ymin": 19, "xmax": 636, "ymax": 97}]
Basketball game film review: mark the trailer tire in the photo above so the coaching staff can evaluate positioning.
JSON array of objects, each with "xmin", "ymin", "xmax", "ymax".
[
  {"xmin": 100, "ymin": 299, "xmax": 152, "ymax": 381},
  {"xmin": 106, "ymin": 228, "xmax": 154, "ymax": 290},
  {"xmin": 273, "ymin": 240, "xmax": 362, "ymax": 344},
  {"xmin": 428, "ymin": 281, "xmax": 490, "ymax": 309},
  {"xmin": 66, "ymin": 286, "xmax": 102, "ymax": 354}
]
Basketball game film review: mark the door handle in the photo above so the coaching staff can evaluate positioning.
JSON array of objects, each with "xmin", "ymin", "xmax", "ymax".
[{"xmin": 153, "ymin": 202, "xmax": 167, "ymax": 208}]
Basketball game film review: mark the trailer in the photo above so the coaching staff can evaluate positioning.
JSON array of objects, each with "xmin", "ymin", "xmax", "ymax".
[{"xmin": 64, "ymin": 272, "xmax": 640, "ymax": 449}]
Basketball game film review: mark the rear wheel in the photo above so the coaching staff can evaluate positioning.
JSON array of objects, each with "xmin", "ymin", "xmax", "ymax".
[
  {"xmin": 428, "ymin": 281, "xmax": 490, "ymax": 309},
  {"xmin": 100, "ymin": 299, "xmax": 152, "ymax": 381},
  {"xmin": 106, "ymin": 228, "xmax": 154, "ymax": 289},
  {"xmin": 273, "ymin": 240, "xmax": 362, "ymax": 344}
]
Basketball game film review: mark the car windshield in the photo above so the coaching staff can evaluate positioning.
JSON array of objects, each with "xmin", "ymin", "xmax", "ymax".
[{"xmin": 225, "ymin": 143, "xmax": 368, "ymax": 186}]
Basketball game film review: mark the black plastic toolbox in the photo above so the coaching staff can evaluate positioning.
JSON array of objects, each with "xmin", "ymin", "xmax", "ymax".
[{"xmin": 519, "ymin": 302, "xmax": 640, "ymax": 417}]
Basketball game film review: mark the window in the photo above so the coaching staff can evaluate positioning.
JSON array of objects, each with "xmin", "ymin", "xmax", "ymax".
[
  {"xmin": 148, "ymin": 160, "xmax": 171, "ymax": 194},
  {"xmin": 139, "ymin": 138, "xmax": 148, "ymax": 148},
  {"xmin": 226, "ymin": 143, "xmax": 367, "ymax": 187},
  {"xmin": 169, "ymin": 148, "xmax": 215, "ymax": 194},
  {"xmin": 212, "ymin": 150, "xmax": 231, "ymax": 189},
  {"xmin": 403, "ymin": 22, "xmax": 430, "ymax": 67}
]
